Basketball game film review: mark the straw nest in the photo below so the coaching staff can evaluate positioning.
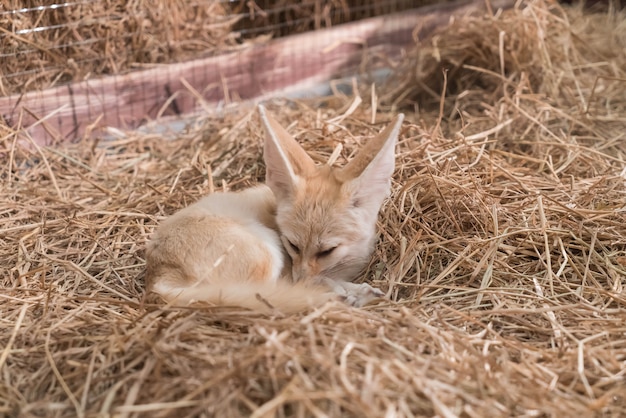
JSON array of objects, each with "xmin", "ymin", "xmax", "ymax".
[{"xmin": 1, "ymin": 1, "xmax": 625, "ymax": 416}]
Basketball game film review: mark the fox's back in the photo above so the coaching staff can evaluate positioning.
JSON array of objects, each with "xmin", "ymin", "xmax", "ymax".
[{"xmin": 145, "ymin": 186, "xmax": 284, "ymax": 293}]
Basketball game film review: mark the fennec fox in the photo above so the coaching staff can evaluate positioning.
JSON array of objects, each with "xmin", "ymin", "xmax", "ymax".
[{"xmin": 145, "ymin": 106, "xmax": 404, "ymax": 313}]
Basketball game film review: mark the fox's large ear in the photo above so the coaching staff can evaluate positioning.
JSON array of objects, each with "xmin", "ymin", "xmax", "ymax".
[
  {"xmin": 259, "ymin": 105, "xmax": 316, "ymax": 199},
  {"xmin": 339, "ymin": 114, "xmax": 404, "ymax": 210}
]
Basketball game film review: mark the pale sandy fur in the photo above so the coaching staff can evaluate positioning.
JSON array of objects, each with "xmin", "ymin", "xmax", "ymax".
[
  {"xmin": 145, "ymin": 186, "xmax": 343, "ymax": 313},
  {"xmin": 145, "ymin": 107, "xmax": 404, "ymax": 313},
  {"xmin": 146, "ymin": 186, "xmax": 282, "ymax": 288}
]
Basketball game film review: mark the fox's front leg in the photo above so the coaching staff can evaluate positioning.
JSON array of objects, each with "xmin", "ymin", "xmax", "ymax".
[{"xmin": 317, "ymin": 277, "xmax": 385, "ymax": 307}]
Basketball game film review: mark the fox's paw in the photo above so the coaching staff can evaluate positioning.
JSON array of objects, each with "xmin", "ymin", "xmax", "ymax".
[{"xmin": 339, "ymin": 283, "xmax": 385, "ymax": 308}]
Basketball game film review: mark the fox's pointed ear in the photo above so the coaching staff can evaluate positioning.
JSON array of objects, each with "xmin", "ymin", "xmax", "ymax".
[
  {"xmin": 339, "ymin": 114, "xmax": 404, "ymax": 210},
  {"xmin": 259, "ymin": 105, "xmax": 316, "ymax": 199}
]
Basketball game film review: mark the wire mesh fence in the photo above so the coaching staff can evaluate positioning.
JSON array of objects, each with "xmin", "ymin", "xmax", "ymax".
[
  {"xmin": 0, "ymin": 0, "xmax": 448, "ymax": 97},
  {"xmin": 3, "ymin": 0, "xmax": 476, "ymax": 144}
]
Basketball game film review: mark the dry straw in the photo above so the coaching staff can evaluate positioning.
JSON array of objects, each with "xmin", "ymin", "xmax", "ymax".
[
  {"xmin": 0, "ymin": 0, "xmax": 243, "ymax": 96},
  {"xmin": 0, "ymin": 0, "xmax": 430, "ymax": 96},
  {"xmin": 1, "ymin": 0, "xmax": 626, "ymax": 416},
  {"xmin": 230, "ymin": 0, "xmax": 444, "ymax": 36}
]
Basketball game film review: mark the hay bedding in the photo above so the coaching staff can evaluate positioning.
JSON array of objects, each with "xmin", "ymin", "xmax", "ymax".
[
  {"xmin": 0, "ymin": 0, "xmax": 239, "ymax": 96},
  {"xmin": 1, "ymin": 1, "xmax": 626, "ymax": 417}
]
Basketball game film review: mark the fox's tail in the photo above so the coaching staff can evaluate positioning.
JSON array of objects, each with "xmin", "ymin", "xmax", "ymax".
[{"xmin": 150, "ymin": 279, "xmax": 337, "ymax": 314}]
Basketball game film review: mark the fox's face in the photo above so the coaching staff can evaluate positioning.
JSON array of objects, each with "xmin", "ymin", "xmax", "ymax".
[
  {"xmin": 259, "ymin": 107, "xmax": 403, "ymax": 283},
  {"xmin": 276, "ymin": 166, "xmax": 378, "ymax": 282}
]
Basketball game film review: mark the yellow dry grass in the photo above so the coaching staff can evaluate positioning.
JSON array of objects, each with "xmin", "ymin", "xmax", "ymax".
[
  {"xmin": 0, "ymin": 0, "xmax": 429, "ymax": 96},
  {"xmin": 1, "ymin": 1, "xmax": 625, "ymax": 416},
  {"xmin": 0, "ymin": 0, "xmax": 240, "ymax": 96}
]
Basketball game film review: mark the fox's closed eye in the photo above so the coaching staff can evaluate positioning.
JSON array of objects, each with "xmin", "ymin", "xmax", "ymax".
[
  {"xmin": 317, "ymin": 246, "xmax": 338, "ymax": 258},
  {"xmin": 284, "ymin": 237, "xmax": 300, "ymax": 255}
]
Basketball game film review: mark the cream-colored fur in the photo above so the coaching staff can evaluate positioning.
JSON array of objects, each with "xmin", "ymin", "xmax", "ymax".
[{"xmin": 145, "ymin": 106, "xmax": 404, "ymax": 313}]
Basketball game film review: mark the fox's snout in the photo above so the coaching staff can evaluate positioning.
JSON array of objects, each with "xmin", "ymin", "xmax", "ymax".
[{"xmin": 291, "ymin": 259, "xmax": 321, "ymax": 283}]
